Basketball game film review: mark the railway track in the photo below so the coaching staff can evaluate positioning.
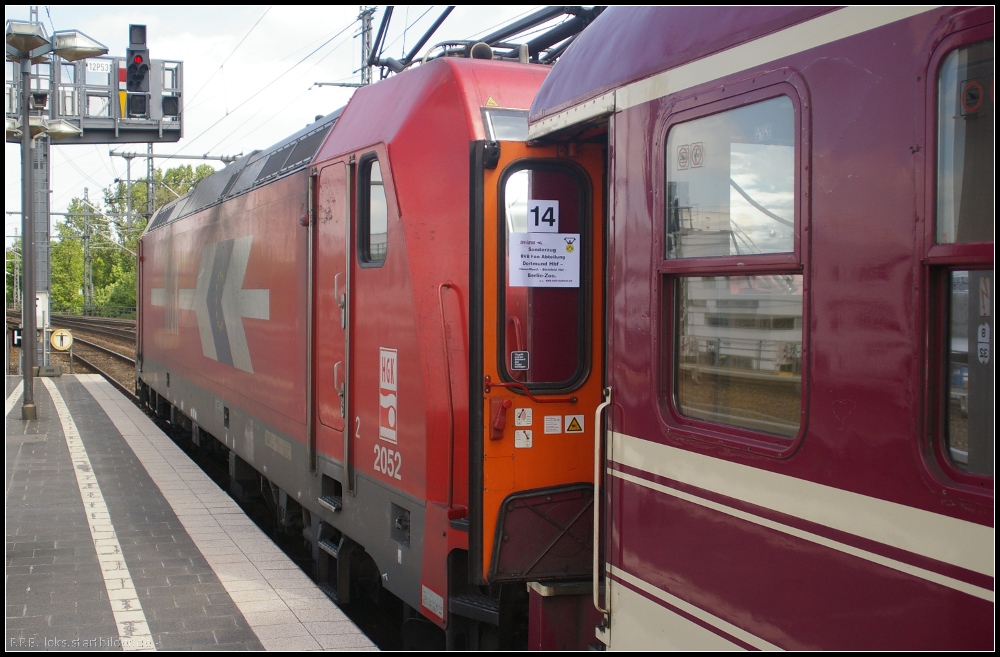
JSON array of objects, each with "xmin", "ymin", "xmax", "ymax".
[
  {"xmin": 51, "ymin": 314, "xmax": 137, "ymax": 342},
  {"xmin": 69, "ymin": 349, "xmax": 138, "ymax": 403},
  {"xmin": 7, "ymin": 311, "xmax": 138, "ymax": 403}
]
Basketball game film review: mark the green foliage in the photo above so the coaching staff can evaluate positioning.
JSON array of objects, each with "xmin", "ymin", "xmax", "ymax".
[
  {"xmin": 49, "ymin": 218, "xmax": 84, "ymax": 313},
  {"xmin": 98, "ymin": 261, "xmax": 137, "ymax": 308}
]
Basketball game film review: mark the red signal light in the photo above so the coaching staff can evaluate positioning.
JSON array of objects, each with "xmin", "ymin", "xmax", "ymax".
[{"xmin": 133, "ymin": 54, "xmax": 144, "ymax": 65}]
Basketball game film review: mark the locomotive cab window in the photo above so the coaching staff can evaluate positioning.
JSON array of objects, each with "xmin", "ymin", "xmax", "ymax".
[
  {"xmin": 932, "ymin": 39, "xmax": 994, "ymax": 478},
  {"xmin": 662, "ymin": 95, "xmax": 803, "ymax": 441},
  {"xmin": 359, "ymin": 155, "xmax": 388, "ymax": 265},
  {"xmin": 498, "ymin": 162, "xmax": 591, "ymax": 390},
  {"xmin": 483, "ymin": 108, "xmax": 529, "ymax": 141}
]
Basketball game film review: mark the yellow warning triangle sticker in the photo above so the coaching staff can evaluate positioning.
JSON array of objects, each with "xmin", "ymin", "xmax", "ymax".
[
  {"xmin": 485, "ymin": 96, "xmax": 500, "ymax": 107},
  {"xmin": 566, "ymin": 417, "xmax": 583, "ymax": 433}
]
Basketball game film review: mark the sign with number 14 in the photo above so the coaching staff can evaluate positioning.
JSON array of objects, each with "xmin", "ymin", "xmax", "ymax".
[{"xmin": 527, "ymin": 200, "xmax": 559, "ymax": 232}]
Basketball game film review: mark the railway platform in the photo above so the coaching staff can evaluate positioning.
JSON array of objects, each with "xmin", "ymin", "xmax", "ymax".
[{"xmin": 5, "ymin": 373, "xmax": 376, "ymax": 651}]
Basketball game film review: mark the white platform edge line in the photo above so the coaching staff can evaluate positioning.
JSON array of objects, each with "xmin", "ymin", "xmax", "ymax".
[
  {"xmin": 41, "ymin": 377, "xmax": 156, "ymax": 652},
  {"xmin": 6, "ymin": 380, "xmax": 24, "ymax": 417},
  {"xmin": 76, "ymin": 375, "xmax": 376, "ymax": 649}
]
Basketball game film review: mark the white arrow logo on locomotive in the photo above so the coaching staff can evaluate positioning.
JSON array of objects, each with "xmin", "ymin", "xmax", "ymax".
[{"xmin": 151, "ymin": 235, "xmax": 269, "ymax": 373}]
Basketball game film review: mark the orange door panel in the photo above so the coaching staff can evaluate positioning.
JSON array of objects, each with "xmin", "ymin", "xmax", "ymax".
[{"xmin": 478, "ymin": 141, "xmax": 605, "ymax": 581}]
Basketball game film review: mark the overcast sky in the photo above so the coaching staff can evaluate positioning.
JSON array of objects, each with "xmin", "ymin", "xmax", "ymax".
[{"xmin": 5, "ymin": 5, "xmax": 549, "ymax": 247}]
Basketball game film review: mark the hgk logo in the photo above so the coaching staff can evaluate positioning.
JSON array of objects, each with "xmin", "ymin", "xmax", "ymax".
[{"xmin": 379, "ymin": 348, "xmax": 398, "ymax": 444}]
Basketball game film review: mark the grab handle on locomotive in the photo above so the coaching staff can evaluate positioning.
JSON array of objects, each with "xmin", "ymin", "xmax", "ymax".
[
  {"xmin": 483, "ymin": 375, "xmax": 578, "ymax": 404},
  {"xmin": 334, "ymin": 272, "xmax": 346, "ymax": 328},
  {"xmin": 334, "ymin": 360, "xmax": 345, "ymax": 417}
]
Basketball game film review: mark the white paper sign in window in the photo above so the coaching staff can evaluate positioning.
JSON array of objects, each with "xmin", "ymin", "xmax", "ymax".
[{"xmin": 508, "ymin": 233, "xmax": 580, "ymax": 288}]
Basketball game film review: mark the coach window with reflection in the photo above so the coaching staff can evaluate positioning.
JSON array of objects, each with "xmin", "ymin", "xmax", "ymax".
[
  {"xmin": 663, "ymin": 96, "xmax": 802, "ymax": 438},
  {"xmin": 935, "ymin": 40, "xmax": 993, "ymax": 477}
]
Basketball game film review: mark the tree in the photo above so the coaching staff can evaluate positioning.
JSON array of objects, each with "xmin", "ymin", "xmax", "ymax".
[{"xmin": 49, "ymin": 211, "xmax": 85, "ymax": 313}]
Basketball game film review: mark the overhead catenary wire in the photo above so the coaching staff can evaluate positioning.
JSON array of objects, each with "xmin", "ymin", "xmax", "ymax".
[
  {"xmin": 199, "ymin": 29, "xmax": 357, "ymax": 155},
  {"xmin": 5, "ymin": 5, "xmax": 568, "ymax": 242},
  {"xmin": 182, "ymin": 6, "xmax": 273, "ymax": 110},
  {"xmin": 168, "ymin": 20, "xmax": 356, "ymax": 156}
]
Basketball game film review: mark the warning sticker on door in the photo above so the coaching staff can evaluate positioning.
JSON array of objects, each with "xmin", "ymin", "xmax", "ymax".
[
  {"xmin": 565, "ymin": 415, "xmax": 584, "ymax": 433},
  {"xmin": 515, "ymin": 430, "xmax": 532, "ymax": 448},
  {"xmin": 544, "ymin": 415, "xmax": 562, "ymax": 434}
]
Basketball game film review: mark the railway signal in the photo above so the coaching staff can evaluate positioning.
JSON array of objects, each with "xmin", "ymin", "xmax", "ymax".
[{"xmin": 125, "ymin": 24, "xmax": 150, "ymax": 117}]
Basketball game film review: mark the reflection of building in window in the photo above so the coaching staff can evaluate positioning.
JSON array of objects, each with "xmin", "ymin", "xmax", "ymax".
[
  {"xmin": 946, "ymin": 270, "xmax": 992, "ymax": 475},
  {"xmin": 665, "ymin": 95, "xmax": 802, "ymax": 439},
  {"xmin": 676, "ymin": 275, "xmax": 802, "ymax": 437},
  {"xmin": 934, "ymin": 40, "xmax": 993, "ymax": 477}
]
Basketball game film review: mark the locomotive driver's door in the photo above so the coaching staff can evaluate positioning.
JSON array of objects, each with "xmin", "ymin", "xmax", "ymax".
[
  {"xmin": 314, "ymin": 162, "xmax": 349, "ymax": 451},
  {"xmin": 470, "ymin": 140, "xmax": 605, "ymax": 584}
]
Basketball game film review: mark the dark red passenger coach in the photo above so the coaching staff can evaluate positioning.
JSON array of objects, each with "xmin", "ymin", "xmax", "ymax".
[
  {"xmin": 528, "ymin": 5, "xmax": 993, "ymax": 650},
  {"xmin": 136, "ymin": 5, "xmax": 993, "ymax": 650}
]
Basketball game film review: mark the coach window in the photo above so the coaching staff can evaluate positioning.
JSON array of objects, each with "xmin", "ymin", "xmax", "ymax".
[
  {"xmin": 663, "ymin": 96, "xmax": 802, "ymax": 439},
  {"xmin": 359, "ymin": 155, "xmax": 388, "ymax": 265},
  {"xmin": 933, "ymin": 39, "xmax": 993, "ymax": 477},
  {"xmin": 499, "ymin": 163, "xmax": 590, "ymax": 389}
]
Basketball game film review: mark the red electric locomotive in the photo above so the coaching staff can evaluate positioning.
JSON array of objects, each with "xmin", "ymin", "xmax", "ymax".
[
  {"xmin": 529, "ymin": 5, "xmax": 994, "ymax": 650},
  {"xmin": 136, "ymin": 35, "xmax": 605, "ymax": 649}
]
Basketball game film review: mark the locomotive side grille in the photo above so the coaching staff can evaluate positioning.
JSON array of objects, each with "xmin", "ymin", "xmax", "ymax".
[
  {"xmin": 284, "ymin": 127, "xmax": 331, "ymax": 171},
  {"xmin": 255, "ymin": 144, "xmax": 295, "ymax": 183},
  {"xmin": 143, "ymin": 111, "xmax": 342, "ymax": 234},
  {"xmin": 227, "ymin": 155, "xmax": 268, "ymax": 198}
]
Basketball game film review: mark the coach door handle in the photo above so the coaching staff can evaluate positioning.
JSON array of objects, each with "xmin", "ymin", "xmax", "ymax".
[{"xmin": 593, "ymin": 386, "xmax": 612, "ymax": 616}]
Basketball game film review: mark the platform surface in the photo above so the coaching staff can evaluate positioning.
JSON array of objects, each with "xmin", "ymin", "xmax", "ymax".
[{"xmin": 5, "ymin": 374, "xmax": 376, "ymax": 651}]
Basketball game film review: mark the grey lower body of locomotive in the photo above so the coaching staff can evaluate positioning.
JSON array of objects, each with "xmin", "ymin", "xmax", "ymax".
[{"xmin": 138, "ymin": 359, "xmax": 428, "ymax": 613}]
